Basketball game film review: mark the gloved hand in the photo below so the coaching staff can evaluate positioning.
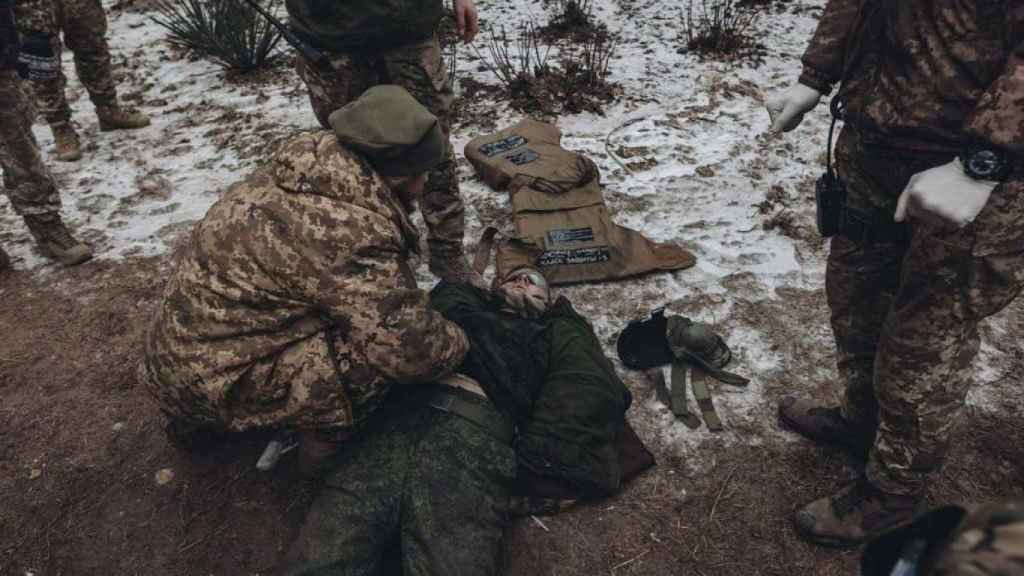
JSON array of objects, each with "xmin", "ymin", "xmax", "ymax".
[
  {"xmin": 498, "ymin": 283, "xmax": 547, "ymax": 319},
  {"xmin": 453, "ymin": 0, "xmax": 479, "ymax": 43},
  {"xmin": 894, "ymin": 159, "xmax": 999, "ymax": 229},
  {"xmin": 765, "ymin": 83, "xmax": 822, "ymax": 133}
]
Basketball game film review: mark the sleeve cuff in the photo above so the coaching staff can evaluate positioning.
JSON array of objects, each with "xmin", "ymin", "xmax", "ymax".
[{"xmin": 798, "ymin": 67, "xmax": 834, "ymax": 96}]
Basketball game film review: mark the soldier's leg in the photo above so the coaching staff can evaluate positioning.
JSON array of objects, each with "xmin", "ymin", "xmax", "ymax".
[
  {"xmin": 868, "ymin": 175, "xmax": 1024, "ymax": 496},
  {"xmin": 381, "ymin": 38, "xmax": 474, "ymax": 283},
  {"xmin": 294, "ymin": 52, "xmax": 377, "ymax": 129},
  {"xmin": 13, "ymin": 0, "xmax": 72, "ymax": 125},
  {"xmin": 282, "ymin": 401, "xmax": 413, "ymax": 576},
  {"xmin": 401, "ymin": 408, "xmax": 515, "ymax": 576},
  {"xmin": 61, "ymin": 0, "xmax": 148, "ymax": 130},
  {"xmin": 60, "ymin": 0, "xmax": 115, "ymax": 106},
  {"xmin": 0, "ymin": 70, "xmax": 62, "ymax": 215},
  {"xmin": 0, "ymin": 70, "xmax": 91, "ymax": 265}
]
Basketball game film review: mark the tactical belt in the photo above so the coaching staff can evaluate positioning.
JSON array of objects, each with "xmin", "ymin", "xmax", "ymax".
[
  {"xmin": 426, "ymin": 386, "xmax": 515, "ymax": 445},
  {"xmin": 840, "ymin": 204, "xmax": 909, "ymax": 245}
]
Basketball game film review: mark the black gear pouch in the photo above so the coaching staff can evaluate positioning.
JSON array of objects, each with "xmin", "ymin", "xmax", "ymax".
[
  {"xmin": 16, "ymin": 32, "xmax": 58, "ymax": 81},
  {"xmin": 816, "ymin": 101, "xmax": 846, "ymax": 238},
  {"xmin": 815, "ymin": 171, "xmax": 845, "ymax": 238}
]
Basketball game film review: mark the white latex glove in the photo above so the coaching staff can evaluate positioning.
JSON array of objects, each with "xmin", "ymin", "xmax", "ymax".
[
  {"xmin": 765, "ymin": 84, "xmax": 823, "ymax": 133},
  {"xmin": 894, "ymin": 159, "xmax": 999, "ymax": 229},
  {"xmin": 453, "ymin": 0, "xmax": 479, "ymax": 43}
]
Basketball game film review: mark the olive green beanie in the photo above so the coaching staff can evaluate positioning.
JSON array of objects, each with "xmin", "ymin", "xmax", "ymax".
[{"xmin": 328, "ymin": 85, "xmax": 446, "ymax": 177}]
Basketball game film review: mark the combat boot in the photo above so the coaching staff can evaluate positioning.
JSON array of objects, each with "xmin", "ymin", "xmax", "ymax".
[
  {"xmin": 429, "ymin": 247, "xmax": 484, "ymax": 287},
  {"xmin": 778, "ymin": 396, "xmax": 875, "ymax": 460},
  {"xmin": 793, "ymin": 477, "xmax": 920, "ymax": 548},
  {"xmin": 96, "ymin": 105, "xmax": 151, "ymax": 131},
  {"xmin": 23, "ymin": 212, "xmax": 93, "ymax": 266},
  {"xmin": 51, "ymin": 121, "xmax": 82, "ymax": 162},
  {"xmin": 0, "ymin": 245, "xmax": 10, "ymax": 272}
]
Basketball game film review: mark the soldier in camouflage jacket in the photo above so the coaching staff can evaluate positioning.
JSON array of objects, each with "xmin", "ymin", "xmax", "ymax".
[
  {"xmin": 140, "ymin": 86, "xmax": 468, "ymax": 455},
  {"xmin": 768, "ymin": 0, "xmax": 1024, "ymax": 549}
]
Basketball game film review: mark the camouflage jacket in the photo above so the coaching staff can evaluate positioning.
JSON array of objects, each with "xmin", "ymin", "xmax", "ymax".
[
  {"xmin": 0, "ymin": 0, "xmax": 16, "ymax": 71},
  {"xmin": 142, "ymin": 132, "xmax": 468, "ymax": 432},
  {"xmin": 285, "ymin": 0, "xmax": 442, "ymax": 53},
  {"xmin": 800, "ymin": 0, "xmax": 1024, "ymax": 157}
]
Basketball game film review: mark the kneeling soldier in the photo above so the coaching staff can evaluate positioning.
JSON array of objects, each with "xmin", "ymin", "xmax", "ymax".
[{"xmin": 140, "ymin": 86, "xmax": 469, "ymax": 465}]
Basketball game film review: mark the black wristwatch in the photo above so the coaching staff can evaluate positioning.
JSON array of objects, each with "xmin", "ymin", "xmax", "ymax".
[{"xmin": 959, "ymin": 146, "xmax": 1011, "ymax": 181}]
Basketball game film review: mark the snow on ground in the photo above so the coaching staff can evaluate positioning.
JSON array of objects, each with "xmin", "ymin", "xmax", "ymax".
[{"xmin": 1, "ymin": 0, "xmax": 1015, "ymax": 470}]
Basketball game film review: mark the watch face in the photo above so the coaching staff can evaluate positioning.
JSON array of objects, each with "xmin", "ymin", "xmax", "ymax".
[{"xmin": 967, "ymin": 150, "xmax": 1003, "ymax": 178}]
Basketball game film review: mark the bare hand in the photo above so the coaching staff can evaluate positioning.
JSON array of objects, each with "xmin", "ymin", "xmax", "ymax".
[{"xmin": 453, "ymin": 0, "xmax": 479, "ymax": 43}]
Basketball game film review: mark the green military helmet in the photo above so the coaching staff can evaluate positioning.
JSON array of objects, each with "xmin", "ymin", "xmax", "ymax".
[
  {"xmin": 861, "ymin": 500, "xmax": 1024, "ymax": 576},
  {"xmin": 328, "ymin": 84, "xmax": 446, "ymax": 177}
]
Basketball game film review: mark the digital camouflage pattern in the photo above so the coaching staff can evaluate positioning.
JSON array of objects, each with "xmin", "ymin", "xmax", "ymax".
[
  {"xmin": 0, "ymin": 69, "xmax": 62, "ymax": 216},
  {"xmin": 13, "ymin": 0, "xmax": 117, "ymax": 125},
  {"xmin": 282, "ymin": 385, "xmax": 515, "ymax": 576},
  {"xmin": 140, "ymin": 131, "xmax": 469, "ymax": 434},
  {"xmin": 828, "ymin": 127, "xmax": 1024, "ymax": 496},
  {"xmin": 294, "ymin": 36, "xmax": 466, "ymax": 260},
  {"xmin": 801, "ymin": 0, "xmax": 1024, "ymax": 155}
]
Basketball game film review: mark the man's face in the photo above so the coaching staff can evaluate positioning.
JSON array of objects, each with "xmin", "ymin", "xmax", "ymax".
[{"xmin": 499, "ymin": 268, "xmax": 550, "ymax": 317}]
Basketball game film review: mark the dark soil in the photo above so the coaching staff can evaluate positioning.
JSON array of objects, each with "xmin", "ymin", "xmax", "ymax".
[{"xmin": 1, "ymin": 252, "xmax": 1021, "ymax": 575}]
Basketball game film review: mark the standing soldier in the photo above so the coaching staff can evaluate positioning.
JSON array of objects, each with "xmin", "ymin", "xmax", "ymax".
[
  {"xmin": 768, "ymin": 0, "xmax": 1023, "ymax": 548},
  {"xmin": 14, "ymin": 0, "xmax": 149, "ymax": 162},
  {"xmin": 1, "ymin": 0, "xmax": 91, "ymax": 269},
  {"xmin": 285, "ymin": 0, "xmax": 481, "ymax": 284}
]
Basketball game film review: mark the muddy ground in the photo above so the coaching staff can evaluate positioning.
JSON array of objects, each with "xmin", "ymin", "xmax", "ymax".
[{"xmin": 1, "ymin": 251, "xmax": 1022, "ymax": 576}]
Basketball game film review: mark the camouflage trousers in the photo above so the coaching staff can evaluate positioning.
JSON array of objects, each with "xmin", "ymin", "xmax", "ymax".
[
  {"xmin": 14, "ymin": 0, "xmax": 117, "ymax": 125},
  {"xmin": 0, "ymin": 70, "xmax": 61, "ymax": 216},
  {"xmin": 829, "ymin": 127, "xmax": 1024, "ymax": 496},
  {"xmin": 295, "ymin": 37, "xmax": 466, "ymax": 257},
  {"xmin": 283, "ymin": 386, "xmax": 515, "ymax": 576}
]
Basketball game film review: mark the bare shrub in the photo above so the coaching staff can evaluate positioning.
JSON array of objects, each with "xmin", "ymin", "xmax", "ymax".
[
  {"xmin": 681, "ymin": 0, "xmax": 762, "ymax": 59},
  {"xmin": 474, "ymin": 24, "xmax": 620, "ymax": 115},
  {"xmin": 152, "ymin": 0, "xmax": 282, "ymax": 72},
  {"xmin": 474, "ymin": 24, "xmax": 552, "ymax": 92},
  {"xmin": 438, "ymin": 0, "xmax": 459, "ymax": 89},
  {"xmin": 561, "ymin": 31, "xmax": 617, "ymax": 88},
  {"xmin": 541, "ymin": 0, "xmax": 602, "ymax": 39}
]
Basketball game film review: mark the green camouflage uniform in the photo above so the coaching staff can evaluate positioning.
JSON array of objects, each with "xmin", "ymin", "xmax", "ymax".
[
  {"xmin": 803, "ymin": 0, "xmax": 1024, "ymax": 495},
  {"xmin": 282, "ymin": 385, "xmax": 516, "ymax": 576},
  {"xmin": 140, "ymin": 131, "xmax": 469, "ymax": 435},
  {"xmin": 286, "ymin": 0, "xmax": 465, "ymax": 263},
  {"xmin": 13, "ymin": 0, "xmax": 118, "ymax": 126},
  {"xmin": 0, "ymin": 1, "xmax": 60, "ymax": 216}
]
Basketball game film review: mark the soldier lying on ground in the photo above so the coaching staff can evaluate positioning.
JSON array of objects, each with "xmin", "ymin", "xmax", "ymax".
[
  {"xmin": 280, "ymin": 267, "xmax": 634, "ymax": 576},
  {"xmin": 139, "ymin": 86, "xmax": 469, "ymax": 469},
  {"xmin": 0, "ymin": 0, "xmax": 91, "ymax": 270}
]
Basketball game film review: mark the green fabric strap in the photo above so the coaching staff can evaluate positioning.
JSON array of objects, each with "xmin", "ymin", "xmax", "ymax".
[
  {"xmin": 690, "ymin": 367, "xmax": 724, "ymax": 432},
  {"xmin": 669, "ymin": 362, "xmax": 701, "ymax": 429},
  {"xmin": 427, "ymin": 388, "xmax": 515, "ymax": 445}
]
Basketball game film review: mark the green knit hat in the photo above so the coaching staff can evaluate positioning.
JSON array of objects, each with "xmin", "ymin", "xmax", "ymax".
[{"xmin": 328, "ymin": 85, "xmax": 446, "ymax": 177}]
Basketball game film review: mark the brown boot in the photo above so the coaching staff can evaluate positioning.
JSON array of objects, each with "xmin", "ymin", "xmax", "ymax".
[
  {"xmin": 51, "ymin": 122, "xmax": 82, "ymax": 162},
  {"xmin": 23, "ymin": 212, "xmax": 94, "ymax": 266},
  {"xmin": 778, "ymin": 396, "xmax": 875, "ymax": 460},
  {"xmin": 0, "ymin": 245, "xmax": 10, "ymax": 272},
  {"xmin": 793, "ymin": 477, "xmax": 920, "ymax": 548},
  {"xmin": 429, "ymin": 247, "xmax": 484, "ymax": 287},
  {"xmin": 96, "ymin": 105, "xmax": 150, "ymax": 131}
]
